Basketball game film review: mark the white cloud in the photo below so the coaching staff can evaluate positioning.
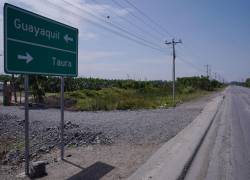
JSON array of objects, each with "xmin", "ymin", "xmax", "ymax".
[
  {"xmin": 80, "ymin": 32, "xmax": 97, "ymax": 40},
  {"xmin": 78, "ymin": 50, "xmax": 122, "ymax": 63},
  {"xmin": 131, "ymin": 55, "xmax": 171, "ymax": 65},
  {"xmin": 77, "ymin": 54, "xmax": 173, "ymax": 80}
]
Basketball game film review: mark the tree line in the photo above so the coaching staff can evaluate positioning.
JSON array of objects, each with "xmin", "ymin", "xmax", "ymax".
[{"xmin": 0, "ymin": 74, "xmax": 224, "ymax": 103}]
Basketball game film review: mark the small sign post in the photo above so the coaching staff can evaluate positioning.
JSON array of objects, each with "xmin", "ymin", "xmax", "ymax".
[
  {"xmin": 60, "ymin": 76, "xmax": 64, "ymax": 160},
  {"xmin": 4, "ymin": 3, "xmax": 78, "ymax": 175},
  {"xmin": 24, "ymin": 75, "xmax": 29, "ymax": 175}
]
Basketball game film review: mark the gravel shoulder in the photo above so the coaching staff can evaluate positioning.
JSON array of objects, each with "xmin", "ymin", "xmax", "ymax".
[{"xmin": 0, "ymin": 91, "xmax": 221, "ymax": 179}]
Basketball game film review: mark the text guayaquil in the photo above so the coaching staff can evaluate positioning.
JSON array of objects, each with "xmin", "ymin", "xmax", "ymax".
[
  {"xmin": 13, "ymin": 18, "xmax": 73, "ymax": 68},
  {"xmin": 14, "ymin": 18, "xmax": 60, "ymax": 41}
]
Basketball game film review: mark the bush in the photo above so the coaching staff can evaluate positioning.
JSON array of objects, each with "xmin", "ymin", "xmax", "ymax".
[
  {"xmin": 181, "ymin": 86, "xmax": 195, "ymax": 94},
  {"xmin": 245, "ymin": 78, "xmax": 250, "ymax": 87}
]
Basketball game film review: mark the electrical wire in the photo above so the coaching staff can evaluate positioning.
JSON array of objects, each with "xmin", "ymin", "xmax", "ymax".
[
  {"xmin": 177, "ymin": 55, "xmax": 206, "ymax": 74},
  {"xmin": 92, "ymin": 0, "xmax": 164, "ymax": 44},
  {"xmin": 123, "ymin": 0, "xmax": 174, "ymax": 38},
  {"xmin": 44, "ymin": 0, "xmax": 166, "ymax": 53},
  {"xmin": 120, "ymin": 0, "xmax": 210, "ymax": 75},
  {"xmin": 111, "ymin": 0, "xmax": 167, "ymax": 39},
  {"xmin": 121, "ymin": 0, "xmax": 227, "ymax": 79},
  {"xmin": 62, "ymin": 0, "xmax": 166, "ymax": 51}
]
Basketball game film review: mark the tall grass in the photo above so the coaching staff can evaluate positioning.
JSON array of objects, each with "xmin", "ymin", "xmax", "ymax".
[{"xmin": 61, "ymin": 87, "xmax": 211, "ymax": 111}]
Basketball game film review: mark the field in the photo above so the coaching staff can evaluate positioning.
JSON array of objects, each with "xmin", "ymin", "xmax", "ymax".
[{"xmin": 45, "ymin": 87, "xmax": 211, "ymax": 111}]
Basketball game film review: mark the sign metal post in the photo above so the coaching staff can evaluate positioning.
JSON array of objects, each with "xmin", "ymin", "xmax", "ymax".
[
  {"xmin": 60, "ymin": 76, "xmax": 64, "ymax": 160},
  {"xmin": 24, "ymin": 75, "xmax": 29, "ymax": 175}
]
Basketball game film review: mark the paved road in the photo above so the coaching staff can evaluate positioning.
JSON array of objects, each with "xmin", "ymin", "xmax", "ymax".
[{"xmin": 185, "ymin": 86, "xmax": 250, "ymax": 180}]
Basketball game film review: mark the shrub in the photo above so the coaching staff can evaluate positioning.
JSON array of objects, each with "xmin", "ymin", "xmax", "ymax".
[{"xmin": 181, "ymin": 86, "xmax": 195, "ymax": 94}]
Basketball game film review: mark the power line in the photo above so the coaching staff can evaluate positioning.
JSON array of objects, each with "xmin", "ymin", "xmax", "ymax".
[
  {"xmin": 94, "ymin": 0, "xmax": 165, "ymax": 45},
  {"xmin": 177, "ymin": 55, "xmax": 206, "ymax": 74},
  {"xmin": 111, "ymin": 0, "xmax": 166, "ymax": 39},
  {"xmin": 173, "ymin": 48, "xmax": 207, "ymax": 74},
  {"xmin": 46, "ymin": 0, "xmax": 166, "ymax": 53},
  {"xmin": 178, "ymin": 45, "xmax": 227, "ymax": 81},
  {"xmin": 124, "ymin": 0, "xmax": 223, "ymax": 78},
  {"xmin": 178, "ymin": 44, "xmax": 210, "ymax": 70},
  {"xmin": 62, "ymin": 0, "xmax": 165, "ymax": 51},
  {"xmin": 46, "ymin": 0, "xmax": 213, "ymax": 78},
  {"xmin": 105, "ymin": 20, "xmax": 165, "ymax": 51},
  {"xmin": 56, "ymin": 0, "xmax": 209, "ymax": 72},
  {"xmin": 120, "ymin": 0, "xmax": 207, "ymax": 75},
  {"xmin": 116, "ymin": 0, "xmax": 226, "ymax": 80},
  {"xmin": 43, "ymin": 0, "xmax": 210, "ymax": 76},
  {"xmin": 123, "ymin": 0, "xmax": 210, "ymax": 71},
  {"xmin": 123, "ymin": 0, "xmax": 174, "ymax": 38}
]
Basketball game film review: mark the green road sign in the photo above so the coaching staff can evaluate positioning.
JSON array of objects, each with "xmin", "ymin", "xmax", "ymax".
[{"xmin": 4, "ymin": 3, "xmax": 78, "ymax": 76}]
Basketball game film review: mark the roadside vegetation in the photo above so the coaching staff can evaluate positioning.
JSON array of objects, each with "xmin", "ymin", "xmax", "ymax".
[
  {"xmin": 0, "ymin": 75, "xmax": 224, "ymax": 111},
  {"xmin": 245, "ymin": 78, "xmax": 250, "ymax": 88},
  {"xmin": 229, "ymin": 78, "xmax": 250, "ymax": 88}
]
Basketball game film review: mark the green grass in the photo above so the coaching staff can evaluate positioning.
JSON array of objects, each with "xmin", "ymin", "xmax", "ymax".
[
  {"xmin": 64, "ymin": 88, "xmax": 161, "ymax": 111},
  {"xmin": 175, "ymin": 90, "xmax": 210, "ymax": 104},
  {"xmin": 45, "ymin": 92, "xmax": 58, "ymax": 97},
  {"xmin": 44, "ymin": 87, "xmax": 214, "ymax": 111}
]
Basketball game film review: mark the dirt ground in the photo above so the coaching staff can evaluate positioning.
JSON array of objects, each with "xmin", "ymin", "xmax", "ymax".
[
  {"xmin": 44, "ymin": 143, "xmax": 159, "ymax": 180},
  {"xmin": 1, "ymin": 143, "xmax": 159, "ymax": 180}
]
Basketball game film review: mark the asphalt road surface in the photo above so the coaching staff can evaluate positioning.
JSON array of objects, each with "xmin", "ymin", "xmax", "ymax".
[{"xmin": 185, "ymin": 86, "xmax": 250, "ymax": 180}]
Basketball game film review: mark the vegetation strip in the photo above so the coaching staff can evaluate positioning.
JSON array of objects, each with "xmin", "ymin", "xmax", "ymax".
[{"xmin": 0, "ymin": 75, "xmax": 225, "ymax": 110}]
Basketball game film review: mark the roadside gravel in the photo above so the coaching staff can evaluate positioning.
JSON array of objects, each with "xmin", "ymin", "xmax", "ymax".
[{"xmin": 0, "ymin": 92, "xmax": 221, "ymax": 179}]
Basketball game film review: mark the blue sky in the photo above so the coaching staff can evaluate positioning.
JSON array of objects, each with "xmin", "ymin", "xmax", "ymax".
[{"xmin": 0, "ymin": 0, "xmax": 249, "ymax": 81}]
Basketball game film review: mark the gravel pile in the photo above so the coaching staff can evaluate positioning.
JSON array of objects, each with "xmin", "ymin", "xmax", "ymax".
[{"xmin": 0, "ymin": 110, "xmax": 113, "ymax": 165}]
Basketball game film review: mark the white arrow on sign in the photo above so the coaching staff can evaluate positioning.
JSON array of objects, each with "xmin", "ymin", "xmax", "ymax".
[
  {"xmin": 17, "ymin": 52, "xmax": 33, "ymax": 64},
  {"xmin": 64, "ymin": 34, "xmax": 74, "ymax": 43}
]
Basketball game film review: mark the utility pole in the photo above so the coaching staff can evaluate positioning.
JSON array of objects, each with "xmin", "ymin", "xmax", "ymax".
[
  {"xmin": 165, "ymin": 38, "xmax": 182, "ymax": 106},
  {"xmin": 205, "ymin": 64, "xmax": 209, "ymax": 79},
  {"xmin": 209, "ymin": 66, "xmax": 212, "ymax": 80}
]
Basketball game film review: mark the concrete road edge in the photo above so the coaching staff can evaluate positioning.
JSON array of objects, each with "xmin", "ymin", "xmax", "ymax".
[{"xmin": 127, "ymin": 95, "xmax": 224, "ymax": 180}]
